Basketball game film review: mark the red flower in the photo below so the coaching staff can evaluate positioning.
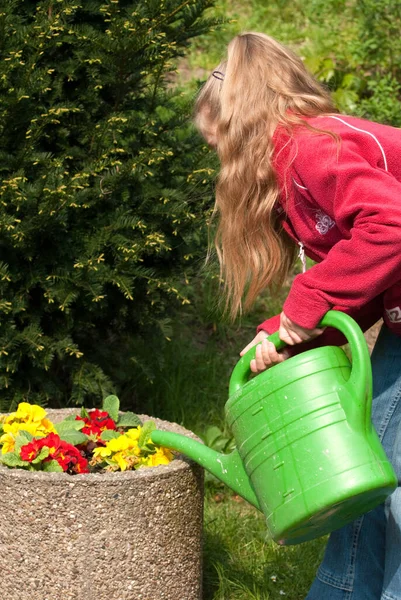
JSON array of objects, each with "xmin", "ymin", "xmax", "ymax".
[
  {"xmin": 38, "ymin": 433, "xmax": 61, "ymax": 454},
  {"xmin": 78, "ymin": 421, "xmax": 102, "ymax": 437},
  {"xmin": 20, "ymin": 433, "xmax": 89, "ymax": 474},
  {"xmin": 75, "ymin": 409, "xmax": 116, "ymax": 440},
  {"xmin": 20, "ymin": 438, "xmax": 42, "ymax": 462},
  {"xmin": 50, "ymin": 440, "xmax": 89, "ymax": 474},
  {"xmin": 88, "ymin": 409, "xmax": 117, "ymax": 432},
  {"xmin": 74, "ymin": 456, "xmax": 89, "ymax": 473}
]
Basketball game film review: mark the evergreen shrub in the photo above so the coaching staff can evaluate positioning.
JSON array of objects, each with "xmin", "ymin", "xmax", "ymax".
[{"xmin": 0, "ymin": 0, "xmax": 218, "ymax": 410}]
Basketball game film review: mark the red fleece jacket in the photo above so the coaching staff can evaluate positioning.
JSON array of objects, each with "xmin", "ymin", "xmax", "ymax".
[{"xmin": 257, "ymin": 114, "xmax": 401, "ymax": 342}]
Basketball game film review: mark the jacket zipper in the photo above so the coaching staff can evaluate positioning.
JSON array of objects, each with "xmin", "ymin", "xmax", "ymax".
[
  {"xmin": 298, "ymin": 242, "xmax": 307, "ymax": 273},
  {"xmin": 280, "ymin": 218, "xmax": 309, "ymax": 272}
]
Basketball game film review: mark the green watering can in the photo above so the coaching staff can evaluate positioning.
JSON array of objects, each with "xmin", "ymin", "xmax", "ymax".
[{"xmin": 151, "ymin": 310, "xmax": 397, "ymax": 545}]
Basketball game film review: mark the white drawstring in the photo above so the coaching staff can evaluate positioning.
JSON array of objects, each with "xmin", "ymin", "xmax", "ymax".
[{"xmin": 298, "ymin": 242, "xmax": 306, "ymax": 273}]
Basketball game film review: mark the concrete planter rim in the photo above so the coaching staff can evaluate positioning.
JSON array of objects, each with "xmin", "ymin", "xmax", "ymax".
[{"xmin": 0, "ymin": 409, "xmax": 198, "ymax": 484}]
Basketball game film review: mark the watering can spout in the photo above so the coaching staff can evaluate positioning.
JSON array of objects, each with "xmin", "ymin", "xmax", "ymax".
[{"xmin": 150, "ymin": 430, "xmax": 261, "ymax": 510}]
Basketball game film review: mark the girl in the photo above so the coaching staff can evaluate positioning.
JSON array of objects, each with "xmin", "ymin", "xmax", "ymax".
[{"xmin": 194, "ymin": 32, "xmax": 401, "ymax": 600}]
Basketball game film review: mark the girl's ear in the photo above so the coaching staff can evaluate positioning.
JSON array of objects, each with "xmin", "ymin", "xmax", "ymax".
[
  {"xmin": 195, "ymin": 107, "xmax": 219, "ymax": 148},
  {"xmin": 204, "ymin": 125, "xmax": 218, "ymax": 149}
]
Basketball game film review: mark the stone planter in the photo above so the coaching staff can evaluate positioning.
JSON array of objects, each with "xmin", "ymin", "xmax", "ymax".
[{"xmin": 0, "ymin": 410, "xmax": 204, "ymax": 600}]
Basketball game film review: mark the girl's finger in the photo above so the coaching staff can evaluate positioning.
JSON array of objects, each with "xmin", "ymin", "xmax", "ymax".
[
  {"xmin": 240, "ymin": 332, "xmax": 268, "ymax": 356},
  {"xmin": 261, "ymin": 339, "xmax": 279, "ymax": 364},
  {"xmin": 254, "ymin": 343, "xmax": 268, "ymax": 372},
  {"xmin": 250, "ymin": 359, "xmax": 258, "ymax": 373},
  {"xmin": 278, "ymin": 326, "xmax": 303, "ymax": 345}
]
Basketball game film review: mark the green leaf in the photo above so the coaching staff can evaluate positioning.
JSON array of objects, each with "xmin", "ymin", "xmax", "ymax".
[
  {"xmin": 42, "ymin": 460, "xmax": 64, "ymax": 472},
  {"xmin": 138, "ymin": 420, "xmax": 156, "ymax": 449},
  {"xmin": 80, "ymin": 406, "xmax": 90, "ymax": 419},
  {"xmin": 31, "ymin": 447, "xmax": 50, "ymax": 464},
  {"xmin": 16, "ymin": 430, "xmax": 34, "ymax": 442},
  {"xmin": 55, "ymin": 419, "xmax": 84, "ymax": 434},
  {"xmin": 117, "ymin": 412, "xmax": 142, "ymax": 428},
  {"xmin": 100, "ymin": 429, "xmax": 120, "ymax": 441},
  {"xmin": 201, "ymin": 426, "xmax": 235, "ymax": 454},
  {"xmin": 57, "ymin": 430, "xmax": 88, "ymax": 446},
  {"xmin": 303, "ymin": 55, "xmax": 322, "ymax": 75},
  {"xmin": 0, "ymin": 452, "xmax": 28, "ymax": 467},
  {"xmin": 140, "ymin": 442, "xmax": 157, "ymax": 455},
  {"xmin": 203, "ymin": 426, "xmax": 224, "ymax": 447},
  {"xmin": 102, "ymin": 395, "xmax": 120, "ymax": 422},
  {"xmin": 14, "ymin": 431, "xmax": 34, "ymax": 454}
]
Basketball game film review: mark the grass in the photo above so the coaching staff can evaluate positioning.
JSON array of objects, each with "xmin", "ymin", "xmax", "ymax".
[
  {"xmin": 178, "ymin": 0, "xmax": 359, "ymax": 119},
  {"xmin": 178, "ymin": 0, "xmax": 311, "ymax": 84},
  {"xmin": 203, "ymin": 485, "xmax": 327, "ymax": 600},
  {"xmin": 136, "ymin": 276, "xmax": 287, "ymax": 434}
]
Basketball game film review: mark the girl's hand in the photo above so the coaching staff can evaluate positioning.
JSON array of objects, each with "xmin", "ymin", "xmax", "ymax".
[
  {"xmin": 240, "ymin": 331, "xmax": 291, "ymax": 374},
  {"xmin": 278, "ymin": 311, "xmax": 325, "ymax": 345},
  {"xmin": 239, "ymin": 312, "xmax": 325, "ymax": 374}
]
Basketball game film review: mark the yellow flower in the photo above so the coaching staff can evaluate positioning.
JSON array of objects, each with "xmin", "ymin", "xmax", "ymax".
[
  {"xmin": 92, "ymin": 433, "xmax": 137, "ymax": 460},
  {"xmin": 5, "ymin": 402, "xmax": 47, "ymax": 425},
  {"xmin": 106, "ymin": 435, "xmax": 132, "ymax": 453},
  {"xmin": 0, "ymin": 402, "xmax": 56, "ymax": 453},
  {"xmin": 91, "ymin": 425, "xmax": 173, "ymax": 472},
  {"xmin": 142, "ymin": 447, "xmax": 174, "ymax": 468},
  {"xmin": 4, "ymin": 421, "xmax": 50, "ymax": 437},
  {"xmin": 0, "ymin": 432, "xmax": 16, "ymax": 454},
  {"xmin": 125, "ymin": 428, "xmax": 141, "ymax": 441},
  {"xmin": 113, "ymin": 451, "xmax": 129, "ymax": 471},
  {"xmin": 92, "ymin": 445, "xmax": 112, "ymax": 459}
]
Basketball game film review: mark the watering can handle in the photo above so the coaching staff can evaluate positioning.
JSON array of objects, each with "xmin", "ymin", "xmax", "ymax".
[{"xmin": 229, "ymin": 310, "xmax": 372, "ymax": 405}]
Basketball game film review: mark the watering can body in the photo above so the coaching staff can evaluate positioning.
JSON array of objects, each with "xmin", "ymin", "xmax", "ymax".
[{"xmin": 151, "ymin": 311, "xmax": 397, "ymax": 545}]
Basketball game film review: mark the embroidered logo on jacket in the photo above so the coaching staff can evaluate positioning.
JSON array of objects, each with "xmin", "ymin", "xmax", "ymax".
[
  {"xmin": 386, "ymin": 307, "xmax": 401, "ymax": 323},
  {"xmin": 315, "ymin": 210, "xmax": 335, "ymax": 235}
]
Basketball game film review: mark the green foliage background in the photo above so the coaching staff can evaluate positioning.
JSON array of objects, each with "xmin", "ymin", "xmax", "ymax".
[
  {"xmin": 1, "ymin": 0, "xmax": 401, "ymax": 425},
  {"xmin": 0, "ymin": 0, "xmax": 219, "ymax": 411}
]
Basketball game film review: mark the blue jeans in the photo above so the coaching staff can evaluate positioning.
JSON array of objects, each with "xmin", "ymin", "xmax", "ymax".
[{"xmin": 306, "ymin": 325, "xmax": 401, "ymax": 600}]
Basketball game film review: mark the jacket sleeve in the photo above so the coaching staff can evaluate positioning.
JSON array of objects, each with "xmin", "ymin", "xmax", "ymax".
[{"xmin": 282, "ymin": 128, "xmax": 401, "ymax": 330}]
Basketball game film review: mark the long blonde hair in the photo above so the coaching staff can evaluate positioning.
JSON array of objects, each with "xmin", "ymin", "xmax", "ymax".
[{"xmin": 194, "ymin": 32, "xmax": 337, "ymax": 319}]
